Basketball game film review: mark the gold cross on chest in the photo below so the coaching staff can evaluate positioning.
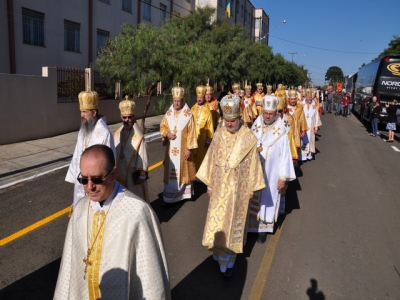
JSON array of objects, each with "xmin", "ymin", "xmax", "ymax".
[{"xmin": 83, "ymin": 249, "xmax": 92, "ymax": 280}]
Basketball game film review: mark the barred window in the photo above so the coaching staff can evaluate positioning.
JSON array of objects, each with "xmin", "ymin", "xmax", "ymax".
[
  {"xmin": 64, "ymin": 20, "xmax": 80, "ymax": 52},
  {"xmin": 122, "ymin": 0, "xmax": 132, "ymax": 13},
  {"xmin": 160, "ymin": 3, "xmax": 167, "ymax": 23},
  {"xmin": 143, "ymin": 0, "xmax": 151, "ymax": 21},
  {"xmin": 97, "ymin": 29, "xmax": 109, "ymax": 55},
  {"xmin": 22, "ymin": 8, "xmax": 45, "ymax": 46}
]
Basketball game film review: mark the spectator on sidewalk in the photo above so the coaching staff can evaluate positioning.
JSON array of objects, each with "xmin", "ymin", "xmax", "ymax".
[
  {"xmin": 384, "ymin": 99, "xmax": 398, "ymax": 142},
  {"xmin": 370, "ymin": 100, "xmax": 381, "ymax": 137},
  {"xmin": 341, "ymin": 93, "xmax": 350, "ymax": 117},
  {"xmin": 348, "ymin": 92, "xmax": 353, "ymax": 115},
  {"xmin": 326, "ymin": 91, "xmax": 333, "ymax": 114},
  {"xmin": 334, "ymin": 90, "xmax": 343, "ymax": 116},
  {"xmin": 65, "ymin": 88, "xmax": 115, "ymax": 208}
]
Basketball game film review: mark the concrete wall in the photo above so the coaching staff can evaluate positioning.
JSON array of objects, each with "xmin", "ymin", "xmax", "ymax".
[{"xmin": 0, "ymin": 67, "xmax": 160, "ymax": 145}]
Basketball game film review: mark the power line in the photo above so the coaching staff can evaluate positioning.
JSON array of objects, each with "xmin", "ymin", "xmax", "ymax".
[{"xmin": 270, "ymin": 35, "xmax": 379, "ymax": 55}]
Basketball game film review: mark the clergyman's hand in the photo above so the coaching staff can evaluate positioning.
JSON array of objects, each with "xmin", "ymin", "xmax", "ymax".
[
  {"xmin": 277, "ymin": 179, "xmax": 286, "ymax": 190},
  {"xmin": 184, "ymin": 149, "xmax": 191, "ymax": 160}
]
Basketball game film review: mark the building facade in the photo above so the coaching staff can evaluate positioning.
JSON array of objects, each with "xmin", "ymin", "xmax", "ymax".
[{"xmin": 1, "ymin": 0, "xmax": 267, "ymax": 75}]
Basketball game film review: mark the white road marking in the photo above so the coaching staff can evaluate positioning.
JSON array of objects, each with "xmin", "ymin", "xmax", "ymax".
[
  {"xmin": 0, "ymin": 133, "xmax": 162, "ymax": 190},
  {"xmin": 391, "ymin": 146, "xmax": 400, "ymax": 152}
]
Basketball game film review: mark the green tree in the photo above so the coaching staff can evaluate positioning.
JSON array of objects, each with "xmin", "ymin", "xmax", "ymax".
[
  {"xmin": 325, "ymin": 66, "xmax": 344, "ymax": 85},
  {"xmin": 378, "ymin": 35, "xmax": 400, "ymax": 58}
]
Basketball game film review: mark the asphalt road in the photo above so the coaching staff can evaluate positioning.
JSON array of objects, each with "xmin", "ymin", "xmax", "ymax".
[{"xmin": 1, "ymin": 113, "xmax": 400, "ymax": 300}]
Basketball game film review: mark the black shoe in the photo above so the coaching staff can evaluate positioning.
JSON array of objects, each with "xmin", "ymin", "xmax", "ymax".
[
  {"xmin": 223, "ymin": 268, "xmax": 233, "ymax": 278},
  {"xmin": 257, "ymin": 232, "xmax": 267, "ymax": 244}
]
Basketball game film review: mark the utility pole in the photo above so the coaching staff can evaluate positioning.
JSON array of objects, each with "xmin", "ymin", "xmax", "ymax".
[{"xmin": 288, "ymin": 52, "xmax": 297, "ymax": 63}]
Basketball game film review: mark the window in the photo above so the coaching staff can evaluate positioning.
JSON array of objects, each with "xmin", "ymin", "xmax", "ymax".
[
  {"xmin": 241, "ymin": 5, "xmax": 243, "ymax": 17},
  {"xmin": 186, "ymin": 0, "xmax": 190, "ymax": 3},
  {"xmin": 236, "ymin": 0, "xmax": 239, "ymax": 15},
  {"xmin": 143, "ymin": 0, "xmax": 151, "ymax": 21},
  {"xmin": 244, "ymin": 9, "xmax": 247, "ymax": 22},
  {"xmin": 122, "ymin": 0, "xmax": 132, "ymax": 13},
  {"xmin": 255, "ymin": 18, "xmax": 260, "ymax": 29},
  {"xmin": 97, "ymin": 29, "xmax": 109, "ymax": 55},
  {"xmin": 99, "ymin": 0, "xmax": 110, "ymax": 4},
  {"xmin": 22, "ymin": 8, "xmax": 45, "ymax": 46},
  {"xmin": 160, "ymin": 4, "xmax": 167, "ymax": 23},
  {"xmin": 64, "ymin": 20, "xmax": 80, "ymax": 52}
]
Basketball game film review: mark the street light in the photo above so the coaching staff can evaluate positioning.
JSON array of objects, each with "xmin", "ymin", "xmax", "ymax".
[{"xmin": 260, "ymin": 20, "xmax": 287, "ymax": 42}]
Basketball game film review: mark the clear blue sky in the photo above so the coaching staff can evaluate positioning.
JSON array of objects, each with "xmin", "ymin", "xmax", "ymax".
[{"xmin": 251, "ymin": 0, "xmax": 400, "ymax": 86}]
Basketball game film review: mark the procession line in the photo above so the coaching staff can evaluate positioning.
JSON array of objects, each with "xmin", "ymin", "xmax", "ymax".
[
  {"xmin": 0, "ymin": 160, "xmax": 164, "ymax": 247},
  {"xmin": 248, "ymin": 223, "xmax": 284, "ymax": 300}
]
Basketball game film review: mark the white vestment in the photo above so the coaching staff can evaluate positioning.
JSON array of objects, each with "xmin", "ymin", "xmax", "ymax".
[
  {"xmin": 114, "ymin": 123, "xmax": 149, "ymax": 202},
  {"xmin": 301, "ymin": 101, "xmax": 322, "ymax": 161},
  {"xmin": 65, "ymin": 116, "xmax": 115, "ymax": 206},
  {"xmin": 248, "ymin": 116, "xmax": 296, "ymax": 233},
  {"xmin": 54, "ymin": 182, "xmax": 170, "ymax": 300}
]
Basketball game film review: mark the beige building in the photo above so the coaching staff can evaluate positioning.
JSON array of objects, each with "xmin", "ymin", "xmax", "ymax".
[{"xmin": 1, "ymin": 0, "xmax": 267, "ymax": 75}]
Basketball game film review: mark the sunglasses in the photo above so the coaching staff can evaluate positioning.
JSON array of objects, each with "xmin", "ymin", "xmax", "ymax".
[
  {"xmin": 77, "ymin": 169, "xmax": 112, "ymax": 185},
  {"xmin": 122, "ymin": 116, "xmax": 133, "ymax": 120}
]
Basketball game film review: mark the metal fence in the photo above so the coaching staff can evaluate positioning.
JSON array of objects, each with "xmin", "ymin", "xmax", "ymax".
[
  {"xmin": 57, "ymin": 67, "xmax": 85, "ymax": 102},
  {"xmin": 57, "ymin": 67, "xmax": 114, "ymax": 102}
]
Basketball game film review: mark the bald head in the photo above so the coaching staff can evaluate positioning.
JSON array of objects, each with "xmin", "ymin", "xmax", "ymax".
[{"xmin": 81, "ymin": 144, "xmax": 115, "ymax": 173}]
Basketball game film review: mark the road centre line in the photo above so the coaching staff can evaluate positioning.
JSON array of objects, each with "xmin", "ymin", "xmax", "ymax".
[
  {"xmin": 248, "ymin": 223, "xmax": 284, "ymax": 300},
  {"xmin": 0, "ymin": 160, "xmax": 164, "ymax": 247}
]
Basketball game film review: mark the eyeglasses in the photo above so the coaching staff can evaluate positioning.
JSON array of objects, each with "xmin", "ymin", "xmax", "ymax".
[
  {"xmin": 122, "ymin": 116, "xmax": 133, "ymax": 120},
  {"xmin": 77, "ymin": 169, "xmax": 112, "ymax": 185}
]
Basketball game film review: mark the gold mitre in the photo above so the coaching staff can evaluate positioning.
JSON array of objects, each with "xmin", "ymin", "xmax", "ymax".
[
  {"xmin": 245, "ymin": 84, "xmax": 252, "ymax": 92},
  {"xmin": 78, "ymin": 86, "xmax": 99, "ymax": 111},
  {"xmin": 266, "ymin": 85, "xmax": 273, "ymax": 91},
  {"xmin": 232, "ymin": 83, "xmax": 241, "ymax": 93},
  {"xmin": 196, "ymin": 84, "xmax": 206, "ymax": 97},
  {"xmin": 305, "ymin": 88, "xmax": 311, "ymax": 96},
  {"xmin": 119, "ymin": 95, "xmax": 136, "ymax": 115},
  {"xmin": 276, "ymin": 94, "xmax": 287, "ymax": 110},
  {"xmin": 256, "ymin": 82, "xmax": 263, "ymax": 88},
  {"xmin": 263, "ymin": 95, "xmax": 278, "ymax": 111},
  {"xmin": 171, "ymin": 82, "xmax": 185, "ymax": 99},
  {"xmin": 221, "ymin": 93, "xmax": 240, "ymax": 119},
  {"xmin": 205, "ymin": 83, "xmax": 214, "ymax": 94},
  {"xmin": 288, "ymin": 89, "xmax": 297, "ymax": 99}
]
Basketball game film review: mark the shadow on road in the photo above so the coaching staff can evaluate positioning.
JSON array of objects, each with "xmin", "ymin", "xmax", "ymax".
[
  {"xmin": 151, "ymin": 181, "xmax": 207, "ymax": 224},
  {"xmin": 171, "ymin": 237, "xmax": 255, "ymax": 300},
  {"xmin": 0, "ymin": 258, "xmax": 60, "ymax": 300},
  {"xmin": 306, "ymin": 278, "xmax": 325, "ymax": 300}
]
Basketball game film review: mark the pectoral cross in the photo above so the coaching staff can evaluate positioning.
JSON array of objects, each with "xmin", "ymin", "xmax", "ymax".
[
  {"xmin": 173, "ymin": 126, "xmax": 178, "ymax": 134},
  {"xmin": 83, "ymin": 249, "xmax": 92, "ymax": 280}
]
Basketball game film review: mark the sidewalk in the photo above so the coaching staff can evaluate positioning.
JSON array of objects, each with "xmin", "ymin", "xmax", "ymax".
[{"xmin": 0, "ymin": 115, "xmax": 164, "ymax": 189}]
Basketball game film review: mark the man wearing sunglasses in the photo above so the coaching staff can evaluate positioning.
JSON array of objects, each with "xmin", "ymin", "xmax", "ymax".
[
  {"xmin": 114, "ymin": 96, "xmax": 149, "ymax": 202},
  {"xmin": 55, "ymin": 144, "xmax": 170, "ymax": 299},
  {"xmin": 65, "ymin": 88, "xmax": 115, "ymax": 208}
]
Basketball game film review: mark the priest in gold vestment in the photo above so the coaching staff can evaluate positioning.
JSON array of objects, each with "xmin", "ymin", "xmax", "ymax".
[
  {"xmin": 191, "ymin": 84, "xmax": 214, "ymax": 170},
  {"xmin": 55, "ymin": 145, "xmax": 170, "ymax": 300},
  {"xmin": 285, "ymin": 89, "xmax": 308, "ymax": 162},
  {"xmin": 114, "ymin": 96, "xmax": 149, "ymax": 202},
  {"xmin": 196, "ymin": 94, "xmax": 265, "ymax": 278},
  {"xmin": 252, "ymin": 82, "xmax": 265, "ymax": 117},
  {"xmin": 160, "ymin": 83, "xmax": 198, "ymax": 203},
  {"xmin": 205, "ymin": 83, "xmax": 220, "ymax": 131}
]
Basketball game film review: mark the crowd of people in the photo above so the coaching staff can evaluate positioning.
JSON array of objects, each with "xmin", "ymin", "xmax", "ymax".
[{"xmin": 54, "ymin": 82, "xmax": 324, "ymax": 298}]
